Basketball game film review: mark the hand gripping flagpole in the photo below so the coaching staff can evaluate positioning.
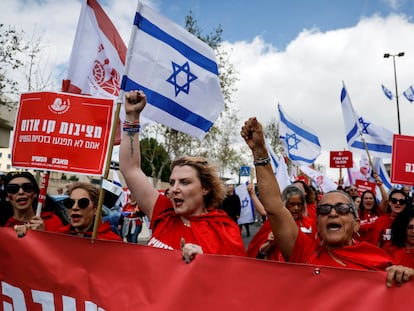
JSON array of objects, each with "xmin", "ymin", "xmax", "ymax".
[{"xmin": 92, "ymin": 96, "xmax": 123, "ymax": 239}]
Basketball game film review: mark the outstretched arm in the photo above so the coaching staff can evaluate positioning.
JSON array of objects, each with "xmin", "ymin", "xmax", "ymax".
[
  {"xmin": 119, "ymin": 91, "xmax": 160, "ymax": 220},
  {"xmin": 241, "ymin": 117, "xmax": 298, "ymax": 260}
]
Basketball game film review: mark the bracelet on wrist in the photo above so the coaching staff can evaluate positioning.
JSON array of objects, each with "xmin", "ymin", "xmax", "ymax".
[
  {"xmin": 122, "ymin": 120, "xmax": 141, "ymax": 133},
  {"xmin": 254, "ymin": 157, "xmax": 271, "ymax": 166}
]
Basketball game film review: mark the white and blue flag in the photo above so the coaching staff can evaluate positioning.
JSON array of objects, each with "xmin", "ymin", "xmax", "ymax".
[
  {"xmin": 235, "ymin": 182, "xmax": 255, "ymax": 225},
  {"xmin": 265, "ymin": 140, "xmax": 291, "ymax": 191},
  {"xmin": 278, "ymin": 104, "xmax": 321, "ymax": 166},
  {"xmin": 341, "ymin": 83, "xmax": 394, "ymax": 158},
  {"xmin": 381, "ymin": 84, "xmax": 393, "ymax": 100},
  {"xmin": 121, "ymin": 3, "xmax": 224, "ymax": 139},
  {"xmin": 403, "ymin": 85, "xmax": 414, "ymax": 103}
]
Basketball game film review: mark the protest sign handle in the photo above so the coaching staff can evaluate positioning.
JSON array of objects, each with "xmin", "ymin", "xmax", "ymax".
[{"xmin": 92, "ymin": 99, "xmax": 122, "ymax": 239}]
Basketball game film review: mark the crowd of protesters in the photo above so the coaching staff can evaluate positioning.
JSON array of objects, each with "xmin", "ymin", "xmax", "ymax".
[{"xmin": 1, "ymin": 90, "xmax": 414, "ymax": 288}]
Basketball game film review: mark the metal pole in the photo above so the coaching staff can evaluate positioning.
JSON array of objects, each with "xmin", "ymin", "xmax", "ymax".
[{"xmin": 392, "ymin": 55, "xmax": 402, "ymax": 134}]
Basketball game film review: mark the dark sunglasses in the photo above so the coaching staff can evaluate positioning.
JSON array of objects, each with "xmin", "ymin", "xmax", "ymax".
[
  {"xmin": 390, "ymin": 198, "xmax": 406, "ymax": 205},
  {"xmin": 317, "ymin": 203, "xmax": 354, "ymax": 216},
  {"xmin": 406, "ymin": 225, "xmax": 414, "ymax": 231},
  {"xmin": 63, "ymin": 198, "xmax": 91, "ymax": 209},
  {"xmin": 6, "ymin": 183, "xmax": 35, "ymax": 194}
]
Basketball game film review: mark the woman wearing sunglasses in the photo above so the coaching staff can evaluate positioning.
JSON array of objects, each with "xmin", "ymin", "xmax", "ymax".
[
  {"xmin": 55, "ymin": 182, "xmax": 122, "ymax": 241},
  {"xmin": 0, "ymin": 172, "xmax": 64, "ymax": 235},
  {"xmin": 370, "ymin": 189, "xmax": 409, "ymax": 248},
  {"xmin": 241, "ymin": 117, "xmax": 414, "ymax": 287},
  {"xmin": 120, "ymin": 91, "xmax": 246, "ymax": 263},
  {"xmin": 247, "ymin": 184, "xmax": 317, "ymax": 260}
]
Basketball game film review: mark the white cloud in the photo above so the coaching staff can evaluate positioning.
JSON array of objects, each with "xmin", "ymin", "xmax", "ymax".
[{"xmin": 222, "ymin": 14, "xmax": 414, "ymax": 180}]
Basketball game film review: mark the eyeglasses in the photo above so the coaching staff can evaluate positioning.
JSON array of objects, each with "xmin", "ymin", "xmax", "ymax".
[
  {"xmin": 63, "ymin": 198, "xmax": 91, "ymax": 209},
  {"xmin": 406, "ymin": 225, "xmax": 414, "ymax": 231},
  {"xmin": 317, "ymin": 203, "xmax": 354, "ymax": 216},
  {"xmin": 349, "ymin": 188, "xmax": 358, "ymax": 191},
  {"xmin": 6, "ymin": 183, "xmax": 35, "ymax": 194},
  {"xmin": 390, "ymin": 198, "xmax": 406, "ymax": 205}
]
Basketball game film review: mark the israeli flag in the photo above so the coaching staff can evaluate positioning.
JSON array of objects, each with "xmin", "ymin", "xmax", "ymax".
[
  {"xmin": 121, "ymin": 3, "xmax": 224, "ymax": 139},
  {"xmin": 278, "ymin": 104, "xmax": 321, "ymax": 166},
  {"xmin": 381, "ymin": 84, "xmax": 393, "ymax": 100},
  {"xmin": 235, "ymin": 182, "xmax": 255, "ymax": 225},
  {"xmin": 265, "ymin": 140, "xmax": 291, "ymax": 191},
  {"xmin": 372, "ymin": 157, "xmax": 393, "ymax": 194},
  {"xmin": 403, "ymin": 85, "xmax": 414, "ymax": 103},
  {"xmin": 340, "ymin": 83, "xmax": 394, "ymax": 158}
]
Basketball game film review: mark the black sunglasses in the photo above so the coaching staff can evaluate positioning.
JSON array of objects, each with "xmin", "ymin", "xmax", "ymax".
[
  {"xmin": 63, "ymin": 198, "xmax": 91, "ymax": 209},
  {"xmin": 317, "ymin": 203, "xmax": 354, "ymax": 216},
  {"xmin": 6, "ymin": 183, "xmax": 35, "ymax": 194},
  {"xmin": 390, "ymin": 198, "xmax": 406, "ymax": 205}
]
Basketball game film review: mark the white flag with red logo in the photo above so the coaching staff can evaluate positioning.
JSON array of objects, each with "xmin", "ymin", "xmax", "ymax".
[
  {"xmin": 62, "ymin": 0, "xmax": 127, "ymax": 143},
  {"xmin": 299, "ymin": 165, "xmax": 337, "ymax": 193}
]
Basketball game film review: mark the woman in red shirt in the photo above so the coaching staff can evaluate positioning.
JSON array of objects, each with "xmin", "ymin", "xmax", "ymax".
[
  {"xmin": 120, "ymin": 91, "xmax": 246, "ymax": 263},
  {"xmin": 55, "ymin": 182, "xmax": 122, "ymax": 241},
  {"xmin": 1, "ymin": 171, "xmax": 64, "ymax": 235},
  {"xmin": 383, "ymin": 208, "xmax": 414, "ymax": 268}
]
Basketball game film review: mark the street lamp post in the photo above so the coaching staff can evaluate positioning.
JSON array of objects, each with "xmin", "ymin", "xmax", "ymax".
[{"xmin": 384, "ymin": 52, "xmax": 404, "ymax": 134}]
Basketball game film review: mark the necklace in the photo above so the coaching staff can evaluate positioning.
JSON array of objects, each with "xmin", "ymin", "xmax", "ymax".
[{"xmin": 181, "ymin": 217, "xmax": 191, "ymax": 228}]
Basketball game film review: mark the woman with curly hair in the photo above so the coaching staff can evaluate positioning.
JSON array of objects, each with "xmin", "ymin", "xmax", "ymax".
[{"xmin": 120, "ymin": 91, "xmax": 246, "ymax": 263}]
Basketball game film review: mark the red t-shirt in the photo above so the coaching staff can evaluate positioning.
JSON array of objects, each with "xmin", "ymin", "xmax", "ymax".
[
  {"xmin": 5, "ymin": 211, "xmax": 63, "ymax": 231},
  {"xmin": 290, "ymin": 231, "xmax": 392, "ymax": 270},
  {"xmin": 54, "ymin": 221, "xmax": 122, "ymax": 241},
  {"xmin": 148, "ymin": 194, "xmax": 246, "ymax": 256},
  {"xmin": 383, "ymin": 244, "xmax": 414, "ymax": 268}
]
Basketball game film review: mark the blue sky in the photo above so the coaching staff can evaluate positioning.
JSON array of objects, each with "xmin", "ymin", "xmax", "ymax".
[
  {"xmin": 2, "ymin": 0, "xmax": 414, "ymax": 181},
  {"xmin": 156, "ymin": 0, "xmax": 414, "ymax": 49}
]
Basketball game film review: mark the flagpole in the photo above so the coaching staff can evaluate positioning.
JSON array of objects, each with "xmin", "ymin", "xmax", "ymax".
[{"xmin": 92, "ymin": 99, "xmax": 122, "ymax": 239}]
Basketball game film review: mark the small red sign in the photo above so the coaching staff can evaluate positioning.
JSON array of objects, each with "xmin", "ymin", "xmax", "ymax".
[
  {"xmin": 330, "ymin": 151, "xmax": 353, "ymax": 168},
  {"xmin": 391, "ymin": 134, "xmax": 414, "ymax": 186},
  {"xmin": 355, "ymin": 179, "xmax": 377, "ymax": 196},
  {"xmin": 12, "ymin": 91, "xmax": 115, "ymax": 175}
]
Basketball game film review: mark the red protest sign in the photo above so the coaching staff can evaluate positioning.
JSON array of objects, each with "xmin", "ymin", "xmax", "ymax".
[
  {"xmin": 12, "ymin": 92, "xmax": 114, "ymax": 175},
  {"xmin": 391, "ymin": 134, "xmax": 414, "ymax": 186},
  {"xmin": 355, "ymin": 179, "xmax": 377, "ymax": 196},
  {"xmin": 330, "ymin": 151, "xmax": 353, "ymax": 168}
]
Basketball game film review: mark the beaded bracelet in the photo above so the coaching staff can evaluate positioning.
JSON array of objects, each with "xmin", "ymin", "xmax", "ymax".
[
  {"xmin": 123, "ymin": 120, "xmax": 140, "ymax": 133},
  {"xmin": 253, "ymin": 157, "xmax": 271, "ymax": 166}
]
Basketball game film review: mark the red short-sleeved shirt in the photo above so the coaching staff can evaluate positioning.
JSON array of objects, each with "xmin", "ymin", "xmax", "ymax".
[{"xmin": 148, "ymin": 194, "xmax": 246, "ymax": 256}]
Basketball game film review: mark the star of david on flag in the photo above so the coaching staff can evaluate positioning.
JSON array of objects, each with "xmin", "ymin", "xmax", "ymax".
[
  {"xmin": 278, "ymin": 104, "xmax": 321, "ymax": 166},
  {"xmin": 340, "ymin": 83, "xmax": 394, "ymax": 158},
  {"xmin": 121, "ymin": 3, "xmax": 224, "ymax": 139}
]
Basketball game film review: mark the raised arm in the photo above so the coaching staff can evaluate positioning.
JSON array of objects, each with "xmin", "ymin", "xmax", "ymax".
[
  {"xmin": 241, "ymin": 117, "xmax": 298, "ymax": 260},
  {"xmin": 373, "ymin": 172, "xmax": 388, "ymax": 213},
  {"xmin": 119, "ymin": 91, "xmax": 160, "ymax": 219},
  {"xmin": 247, "ymin": 182, "xmax": 267, "ymax": 217}
]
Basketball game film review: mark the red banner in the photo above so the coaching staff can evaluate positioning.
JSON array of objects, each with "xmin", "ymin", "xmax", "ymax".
[
  {"xmin": 12, "ymin": 92, "xmax": 114, "ymax": 175},
  {"xmin": 391, "ymin": 134, "xmax": 414, "ymax": 186},
  {"xmin": 0, "ymin": 228, "xmax": 413, "ymax": 310},
  {"xmin": 330, "ymin": 150, "xmax": 353, "ymax": 168}
]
